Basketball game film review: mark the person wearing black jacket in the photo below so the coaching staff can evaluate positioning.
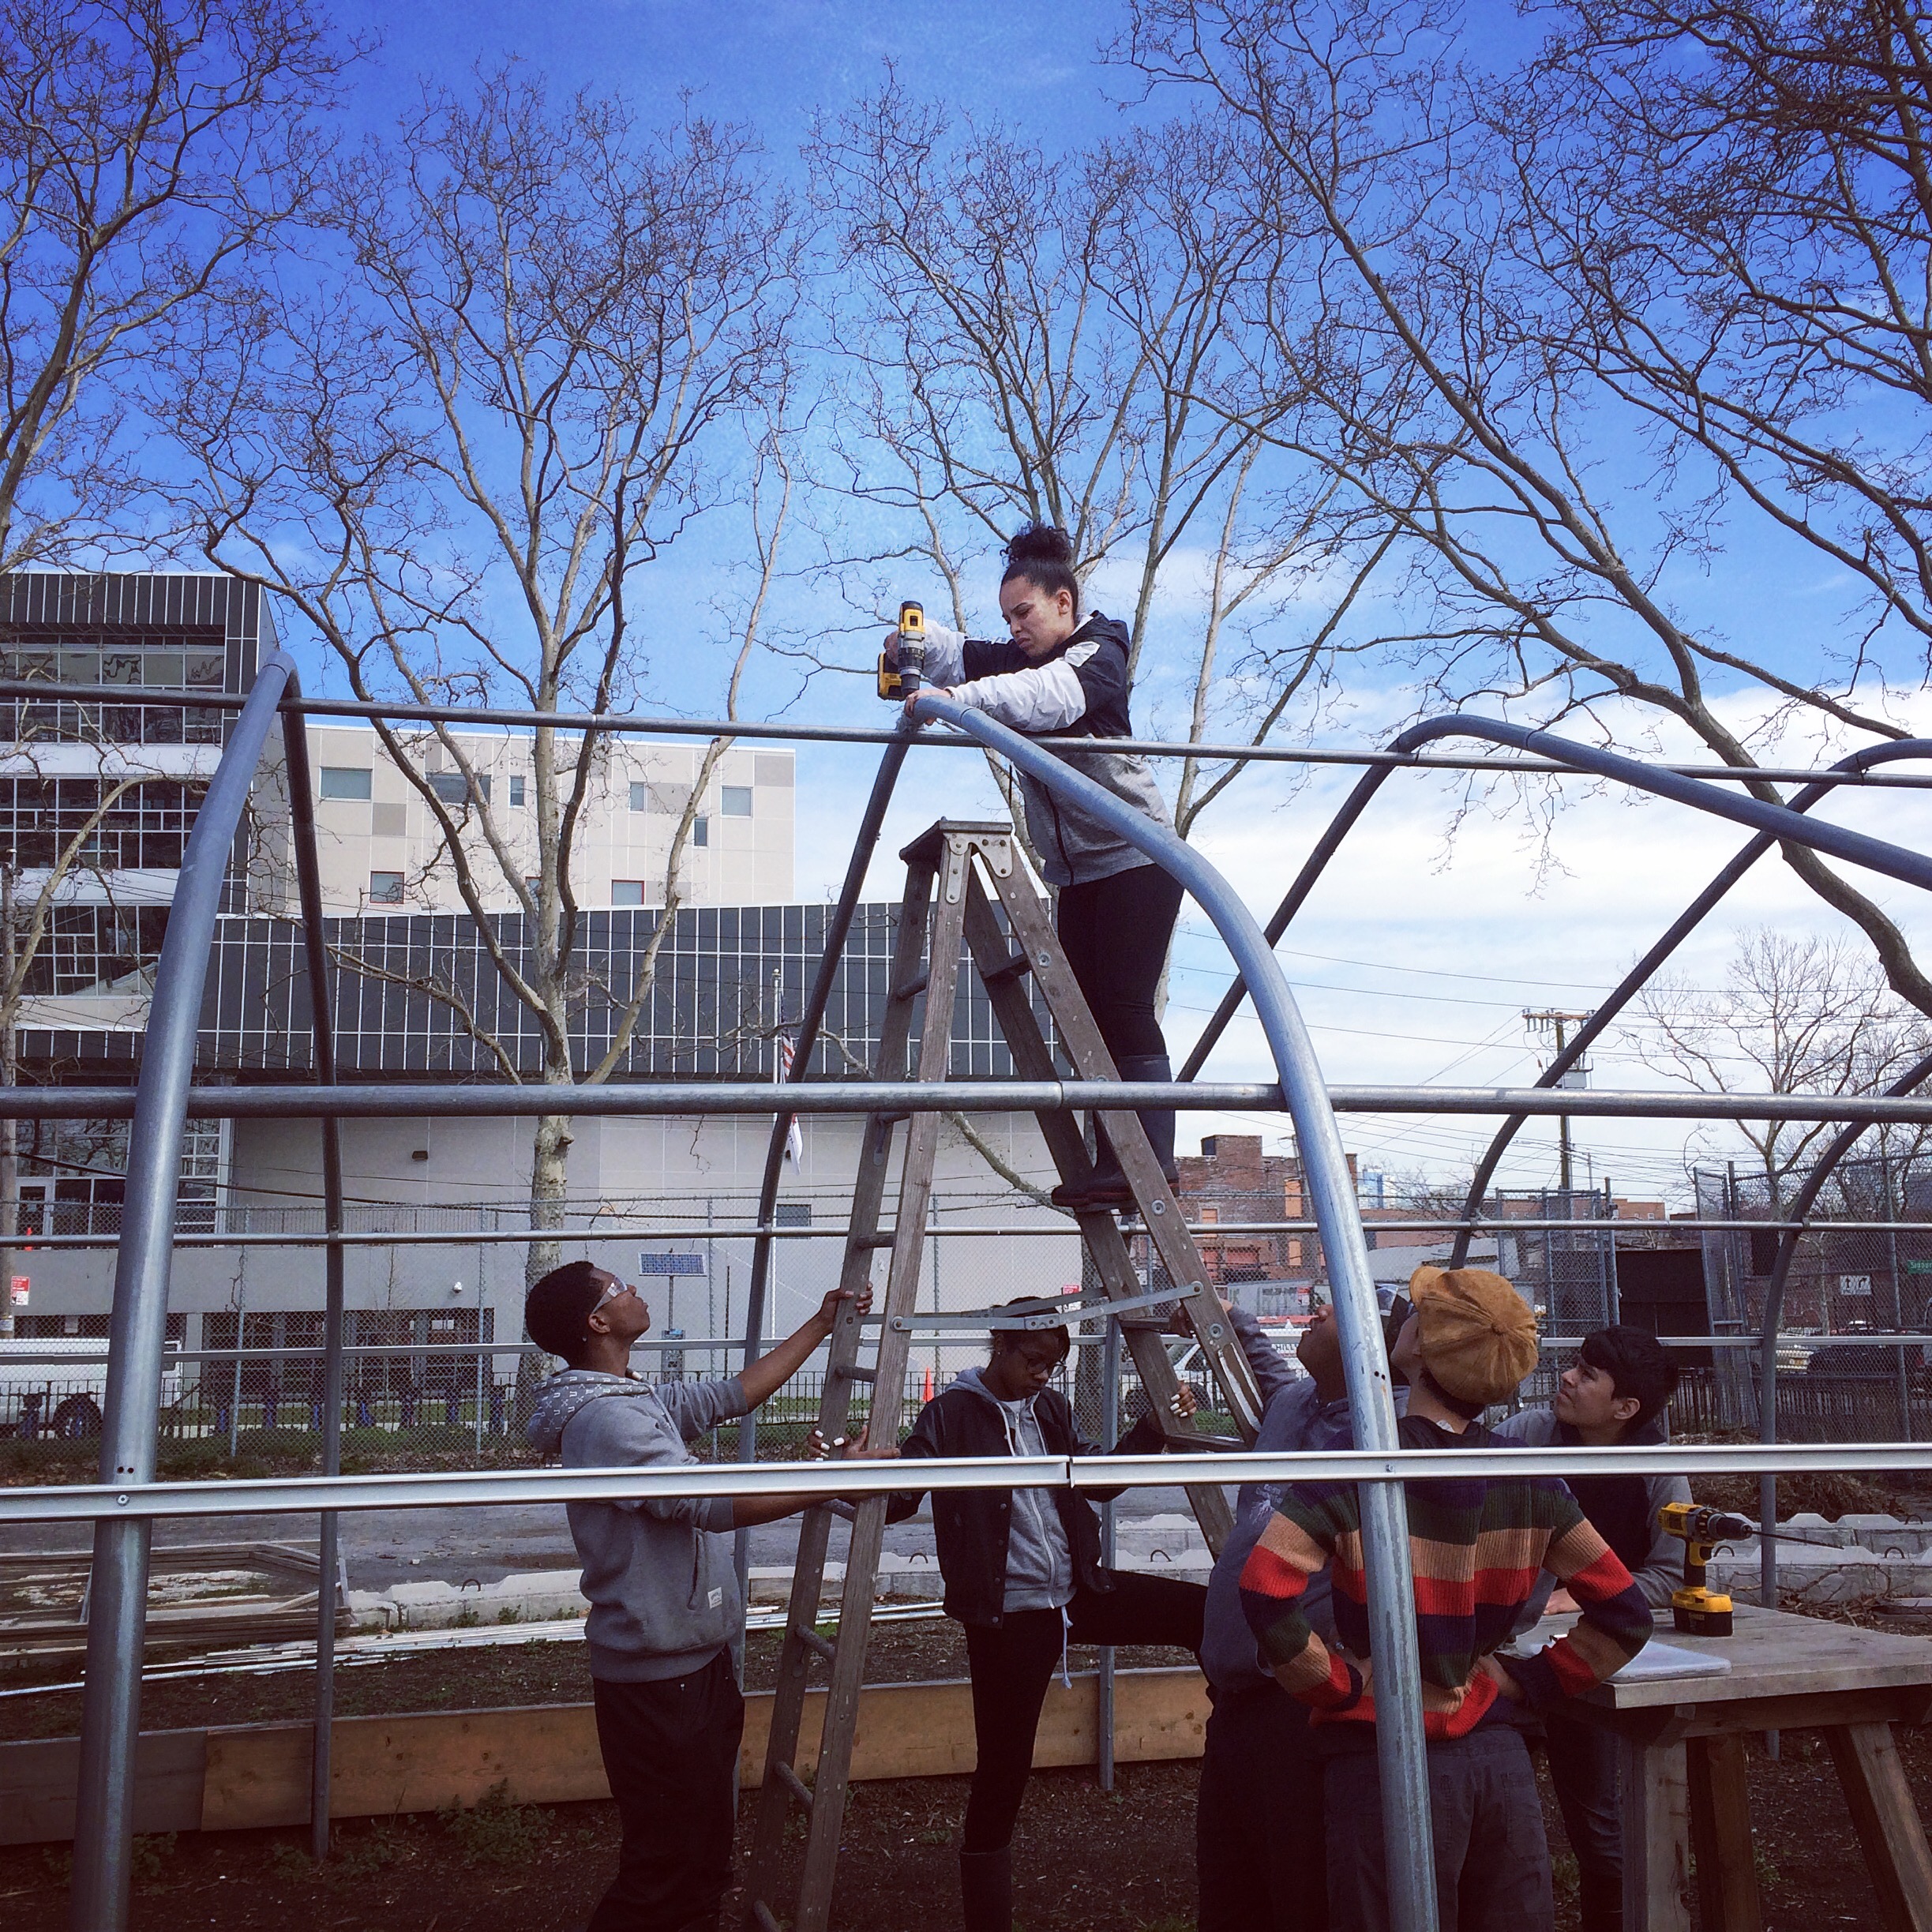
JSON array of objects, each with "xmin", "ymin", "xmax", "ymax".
[
  {"xmin": 875, "ymin": 1304, "xmax": 1205, "ymax": 1932},
  {"xmin": 890, "ymin": 523, "xmax": 1182, "ymax": 1210}
]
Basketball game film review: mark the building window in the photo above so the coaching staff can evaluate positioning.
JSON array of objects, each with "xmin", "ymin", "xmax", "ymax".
[
  {"xmin": 629, "ymin": 781, "xmax": 650, "ymax": 812},
  {"xmin": 508, "ymin": 775, "xmax": 525, "ymax": 807},
  {"xmin": 612, "ymin": 880, "xmax": 647, "ymax": 906},
  {"xmin": 775, "ymin": 1202, "xmax": 812, "ymax": 1227},
  {"xmin": 692, "ymin": 816, "xmax": 708, "ymax": 847},
  {"xmin": 319, "ymin": 767, "xmax": 372, "ymax": 801},
  {"xmin": 722, "ymin": 786, "xmax": 753, "ymax": 817},
  {"xmin": 369, "ymin": 871, "xmax": 405, "ymax": 904},
  {"xmin": 427, "ymin": 771, "xmax": 490, "ymax": 805},
  {"xmin": 0, "ymin": 775, "xmax": 203, "ymax": 869}
]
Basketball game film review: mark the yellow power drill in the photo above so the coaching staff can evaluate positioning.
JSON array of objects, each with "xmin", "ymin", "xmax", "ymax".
[
  {"xmin": 1658, "ymin": 1501, "xmax": 1755, "ymax": 1636},
  {"xmin": 876, "ymin": 601, "xmax": 927, "ymax": 701}
]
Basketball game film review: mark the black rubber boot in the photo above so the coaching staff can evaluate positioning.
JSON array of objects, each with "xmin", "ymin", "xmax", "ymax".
[
  {"xmin": 1048, "ymin": 1056, "xmax": 1179, "ymax": 1210},
  {"xmin": 958, "ymin": 1846, "xmax": 1013, "ymax": 1932}
]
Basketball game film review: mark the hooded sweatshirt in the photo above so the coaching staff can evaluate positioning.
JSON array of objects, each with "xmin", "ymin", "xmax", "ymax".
[
  {"xmin": 919, "ymin": 614, "xmax": 1172, "ymax": 886},
  {"xmin": 952, "ymin": 1365, "xmax": 1075, "ymax": 1611},
  {"xmin": 525, "ymin": 1367, "xmax": 750, "ymax": 1683}
]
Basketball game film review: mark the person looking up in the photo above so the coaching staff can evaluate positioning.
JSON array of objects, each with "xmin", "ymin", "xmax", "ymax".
[
  {"xmin": 1495, "ymin": 1325, "xmax": 1688, "ymax": 1932},
  {"xmin": 868, "ymin": 1301, "xmax": 1208, "ymax": 1932},
  {"xmin": 889, "ymin": 523, "xmax": 1183, "ymax": 1210},
  {"xmin": 523, "ymin": 1262, "xmax": 871, "ymax": 1932},
  {"xmin": 1239, "ymin": 1266, "xmax": 1655, "ymax": 1932}
]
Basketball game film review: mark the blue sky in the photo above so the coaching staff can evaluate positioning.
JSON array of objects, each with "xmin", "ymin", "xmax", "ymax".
[{"xmin": 293, "ymin": 0, "xmax": 1932, "ymax": 1202}]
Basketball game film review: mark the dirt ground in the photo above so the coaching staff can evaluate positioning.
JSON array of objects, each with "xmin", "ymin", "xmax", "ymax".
[
  {"xmin": 3, "ymin": 1612, "xmax": 1932, "ymax": 1930},
  {"xmin": 2, "ymin": 1725, "xmax": 1930, "ymax": 1930}
]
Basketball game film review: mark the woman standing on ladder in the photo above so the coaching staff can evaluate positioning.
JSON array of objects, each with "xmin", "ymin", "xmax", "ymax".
[{"xmin": 893, "ymin": 523, "xmax": 1181, "ymax": 1211}]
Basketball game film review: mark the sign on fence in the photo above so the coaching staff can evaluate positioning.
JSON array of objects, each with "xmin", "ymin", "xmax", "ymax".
[
  {"xmin": 638, "ymin": 1253, "xmax": 706, "ymax": 1277},
  {"xmin": 9, "ymin": 1277, "xmax": 25, "ymax": 1308},
  {"xmin": 1840, "ymin": 1274, "xmax": 1874, "ymax": 1298}
]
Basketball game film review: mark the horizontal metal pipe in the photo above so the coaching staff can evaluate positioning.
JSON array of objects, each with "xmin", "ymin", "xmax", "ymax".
[
  {"xmin": 3, "ymin": 1439, "xmax": 1930, "ymax": 1525},
  {"xmin": 12, "ymin": 1214, "xmax": 1929, "ymax": 1250},
  {"xmin": 5, "ymin": 680, "xmax": 1930, "ymax": 786},
  {"xmin": 7, "ymin": 1082, "xmax": 1932, "ymax": 1123}
]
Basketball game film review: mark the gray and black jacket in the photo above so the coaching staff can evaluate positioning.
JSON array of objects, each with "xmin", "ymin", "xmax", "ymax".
[
  {"xmin": 922, "ymin": 613, "xmax": 1172, "ymax": 886},
  {"xmin": 526, "ymin": 1368, "xmax": 749, "ymax": 1682}
]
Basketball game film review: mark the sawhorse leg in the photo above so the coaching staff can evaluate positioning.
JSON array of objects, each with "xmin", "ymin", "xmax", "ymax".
[
  {"xmin": 1827, "ymin": 1721, "xmax": 1932, "ymax": 1932},
  {"xmin": 1619, "ymin": 1735, "xmax": 1691, "ymax": 1932},
  {"xmin": 1688, "ymin": 1734, "xmax": 1762, "ymax": 1932}
]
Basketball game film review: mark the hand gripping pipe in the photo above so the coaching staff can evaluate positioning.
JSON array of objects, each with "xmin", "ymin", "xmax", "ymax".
[
  {"xmin": 70, "ymin": 651, "xmax": 302, "ymax": 1932},
  {"xmin": 910, "ymin": 691, "xmax": 1439, "ymax": 1932}
]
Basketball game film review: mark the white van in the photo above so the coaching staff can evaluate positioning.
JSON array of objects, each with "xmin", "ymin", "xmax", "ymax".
[{"xmin": 0, "ymin": 1337, "xmax": 183, "ymax": 1438}]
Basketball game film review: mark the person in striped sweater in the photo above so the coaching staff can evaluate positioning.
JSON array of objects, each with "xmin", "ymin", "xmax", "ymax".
[{"xmin": 1238, "ymin": 1266, "xmax": 1654, "ymax": 1932}]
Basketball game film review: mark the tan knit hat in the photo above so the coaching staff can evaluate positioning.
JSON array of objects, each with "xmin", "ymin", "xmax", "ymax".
[{"xmin": 1407, "ymin": 1265, "xmax": 1539, "ymax": 1408}]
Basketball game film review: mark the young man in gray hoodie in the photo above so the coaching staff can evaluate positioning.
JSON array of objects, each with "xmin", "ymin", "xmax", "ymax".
[
  {"xmin": 1493, "ymin": 1324, "xmax": 1688, "ymax": 1932},
  {"xmin": 524, "ymin": 1260, "xmax": 870, "ymax": 1932}
]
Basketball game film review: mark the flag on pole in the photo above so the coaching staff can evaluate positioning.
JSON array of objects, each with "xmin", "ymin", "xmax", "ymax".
[{"xmin": 776, "ymin": 1030, "xmax": 805, "ymax": 1168}]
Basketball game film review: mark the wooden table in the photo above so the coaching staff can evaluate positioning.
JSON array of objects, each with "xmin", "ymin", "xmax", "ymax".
[{"xmin": 1549, "ymin": 1604, "xmax": 1932, "ymax": 1932}]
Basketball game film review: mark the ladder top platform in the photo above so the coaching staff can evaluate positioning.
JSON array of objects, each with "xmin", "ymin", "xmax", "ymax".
[{"xmin": 898, "ymin": 818, "xmax": 1016, "ymax": 863}]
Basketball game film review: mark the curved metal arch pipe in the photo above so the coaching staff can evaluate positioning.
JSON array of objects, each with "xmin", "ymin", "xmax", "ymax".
[
  {"xmin": 70, "ymin": 652, "xmax": 306, "ymax": 1931},
  {"xmin": 1184, "ymin": 718, "xmax": 1932, "ymax": 1083},
  {"xmin": 1444, "ymin": 738, "xmax": 1932, "ymax": 1266},
  {"xmin": 911, "ymin": 691, "xmax": 1439, "ymax": 1932},
  {"xmin": 732, "ymin": 722, "xmax": 917, "ymax": 1591}
]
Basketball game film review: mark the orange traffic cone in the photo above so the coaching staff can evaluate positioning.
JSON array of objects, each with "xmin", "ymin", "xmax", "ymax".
[{"xmin": 921, "ymin": 1366, "xmax": 935, "ymax": 1402}]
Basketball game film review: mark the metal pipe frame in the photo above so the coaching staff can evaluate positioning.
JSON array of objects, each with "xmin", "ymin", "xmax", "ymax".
[
  {"xmin": 68, "ymin": 653, "xmax": 302, "ymax": 1930},
  {"xmin": 33, "ymin": 663, "xmax": 1932, "ymax": 1930},
  {"xmin": 4, "ymin": 1438, "xmax": 1929, "ymax": 1528},
  {"xmin": 911, "ymin": 690, "xmax": 1439, "ymax": 1932},
  {"xmin": 10, "ymin": 676, "xmax": 1932, "ymax": 786},
  {"xmin": 13, "ymin": 1213, "xmax": 1932, "ymax": 1251},
  {"xmin": 276, "ymin": 676, "xmax": 348, "ymax": 1861},
  {"xmin": 9, "ymin": 1080, "xmax": 1932, "ymax": 1122}
]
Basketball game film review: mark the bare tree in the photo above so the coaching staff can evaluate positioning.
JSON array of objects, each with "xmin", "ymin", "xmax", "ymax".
[
  {"xmin": 1121, "ymin": 0, "xmax": 1932, "ymax": 1014},
  {"xmin": 166, "ymin": 72, "xmax": 796, "ymax": 1285},
  {"xmin": 0, "ymin": 0, "xmax": 350, "ymax": 572},
  {"xmin": 803, "ymin": 79, "xmax": 1390, "ymax": 844},
  {"xmin": 1630, "ymin": 928, "xmax": 1932, "ymax": 1208}
]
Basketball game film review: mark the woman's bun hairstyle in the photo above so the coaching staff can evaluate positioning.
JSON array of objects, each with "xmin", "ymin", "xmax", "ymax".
[{"xmin": 1001, "ymin": 522, "xmax": 1081, "ymax": 613}]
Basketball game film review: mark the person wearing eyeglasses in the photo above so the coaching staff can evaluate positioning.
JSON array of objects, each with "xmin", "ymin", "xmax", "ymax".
[
  {"xmin": 886, "ymin": 522, "xmax": 1182, "ymax": 1212},
  {"xmin": 524, "ymin": 1260, "xmax": 871, "ymax": 1932}
]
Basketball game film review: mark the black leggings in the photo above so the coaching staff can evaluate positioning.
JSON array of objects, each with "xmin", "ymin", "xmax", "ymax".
[
  {"xmin": 1055, "ymin": 865, "xmax": 1184, "ymax": 1064},
  {"xmin": 958, "ymin": 1569, "xmax": 1205, "ymax": 1853}
]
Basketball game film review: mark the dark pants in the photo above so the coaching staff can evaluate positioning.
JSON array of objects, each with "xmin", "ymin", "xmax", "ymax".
[
  {"xmin": 1197, "ymin": 1681, "xmax": 1328, "ymax": 1932},
  {"xmin": 589, "ymin": 1653, "xmax": 744, "ymax": 1932},
  {"xmin": 959, "ymin": 1570, "xmax": 1204, "ymax": 1853},
  {"xmin": 1324, "ymin": 1726, "xmax": 1552, "ymax": 1932},
  {"xmin": 1056, "ymin": 865, "xmax": 1184, "ymax": 1064},
  {"xmin": 1544, "ymin": 1712, "xmax": 1622, "ymax": 1932}
]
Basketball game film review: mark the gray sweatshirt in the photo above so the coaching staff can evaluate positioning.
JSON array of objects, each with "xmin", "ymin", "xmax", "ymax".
[
  {"xmin": 525, "ymin": 1368, "xmax": 750, "ymax": 1683},
  {"xmin": 953, "ymin": 1365, "xmax": 1075, "ymax": 1611}
]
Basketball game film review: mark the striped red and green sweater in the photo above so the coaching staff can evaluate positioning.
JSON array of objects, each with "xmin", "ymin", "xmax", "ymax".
[{"xmin": 1238, "ymin": 1416, "xmax": 1653, "ymax": 1738}]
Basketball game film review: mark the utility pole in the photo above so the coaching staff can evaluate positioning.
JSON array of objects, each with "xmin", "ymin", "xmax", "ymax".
[
  {"xmin": 0, "ymin": 858, "xmax": 16, "ymax": 1340},
  {"xmin": 1524, "ymin": 1011, "xmax": 1594, "ymax": 1200}
]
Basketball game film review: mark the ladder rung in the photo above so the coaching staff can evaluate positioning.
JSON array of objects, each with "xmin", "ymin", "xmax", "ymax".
[
  {"xmin": 835, "ymin": 1362, "xmax": 878, "ymax": 1382},
  {"xmin": 891, "ymin": 970, "xmax": 930, "ymax": 1001},
  {"xmin": 982, "ymin": 950, "xmax": 1033, "ymax": 985},
  {"xmin": 870, "ymin": 1109, "xmax": 911, "ymax": 1127},
  {"xmin": 794, "ymin": 1623, "xmax": 837, "ymax": 1662},
  {"xmin": 850, "ymin": 1232, "xmax": 895, "ymax": 1250},
  {"xmin": 752, "ymin": 1902, "xmax": 784, "ymax": 1932},
  {"xmin": 820, "ymin": 1498, "xmax": 858, "ymax": 1521},
  {"xmin": 775, "ymin": 1760, "xmax": 814, "ymax": 1810}
]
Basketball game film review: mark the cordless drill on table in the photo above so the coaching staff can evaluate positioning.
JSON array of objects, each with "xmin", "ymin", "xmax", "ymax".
[
  {"xmin": 876, "ymin": 601, "xmax": 927, "ymax": 701},
  {"xmin": 1658, "ymin": 1502, "xmax": 1756, "ymax": 1636}
]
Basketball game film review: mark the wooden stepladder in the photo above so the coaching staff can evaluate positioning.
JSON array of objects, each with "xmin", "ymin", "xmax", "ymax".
[{"xmin": 742, "ymin": 822, "xmax": 1263, "ymax": 1932}]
